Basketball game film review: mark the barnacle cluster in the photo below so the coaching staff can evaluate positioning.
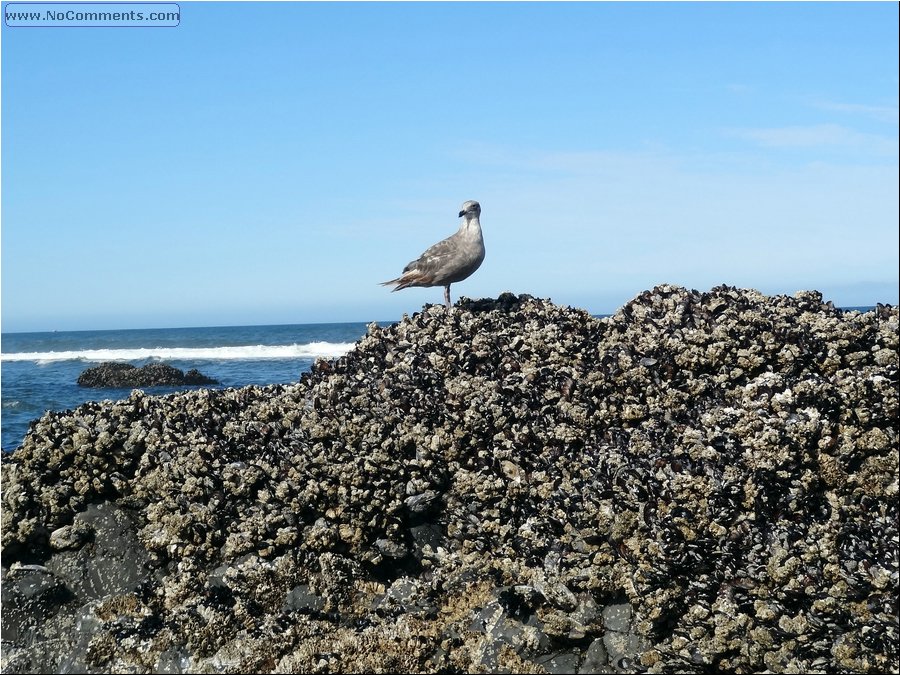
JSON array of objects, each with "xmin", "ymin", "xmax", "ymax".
[{"xmin": 2, "ymin": 285, "xmax": 897, "ymax": 673}]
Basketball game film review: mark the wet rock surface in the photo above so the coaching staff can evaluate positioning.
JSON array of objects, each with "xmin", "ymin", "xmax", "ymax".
[
  {"xmin": 1, "ymin": 285, "xmax": 897, "ymax": 673},
  {"xmin": 77, "ymin": 363, "xmax": 218, "ymax": 388}
]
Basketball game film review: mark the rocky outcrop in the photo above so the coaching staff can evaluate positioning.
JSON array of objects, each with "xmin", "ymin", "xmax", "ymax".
[
  {"xmin": 76, "ymin": 362, "xmax": 218, "ymax": 387},
  {"xmin": 1, "ymin": 285, "xmax": 897, "ymax": 673}
]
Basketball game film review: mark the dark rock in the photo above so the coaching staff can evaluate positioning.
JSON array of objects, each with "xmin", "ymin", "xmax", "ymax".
[
  {"xmin": 601, "ymin": 603, "xmax": 632, "ymax": 633},
  {"xmin": 408, "ymin": 523, "xmax": 444, "ymax": 559},
  {"xmin": 374, "ymin": 538, "xmax": 408, "ymax": 559},
  {"xmin": 469, "ymin": 597, "xmax": 551, "ymax": 665},
  {"xmin": 1, "ymin": 565, "xmax": 74, "ymax": 639},
  {"xmin": 1, "ymin": 503, "xmax": 155, "ymax": 673},
  {"xmin": 48, "ymin": 521, "xmax": 93, "ymax": 551},
  {"xmin": 533, "ymin": 650, "xmax": 582, "ymax": 674},
  {"xmin": 373, "ymin": 577, "xmax": 437, "ymax": 619},
  {"xmin": 579, "ymin": 638, "xmax": 613, "ymax": 674},
  {"xmin": 77, "ymin": 362, "xmax": 218, "ymax": 387},
  {"xmin": 603, "ymin": 631, "xmax": 648, "ymax": 673},
  {"xmin": 283, "ymin": 584, "xmax": 325, "ymax": 614},
  {"xmin": 404, "ymin": 489, "xmax": 439, "ymax": 514}
]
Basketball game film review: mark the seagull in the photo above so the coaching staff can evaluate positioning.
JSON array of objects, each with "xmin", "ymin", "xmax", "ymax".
[{"xmin": 381, "ymin": 200, "xmax": 486, "ymax": 309}]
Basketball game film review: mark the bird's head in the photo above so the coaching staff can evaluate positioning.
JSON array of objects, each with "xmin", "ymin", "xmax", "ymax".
[{"xmin": 459, "ymin": 200, "xmax": 481, "ymax": 218}]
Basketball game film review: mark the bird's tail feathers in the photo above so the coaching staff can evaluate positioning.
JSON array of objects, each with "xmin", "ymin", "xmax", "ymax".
[
  {"xmin": 380, "ymin": 279, "xmax": 407, "ymax": 292},
  {"xmin": 380, "ymin": 270, "xmax": 427, "ymax": 292}
]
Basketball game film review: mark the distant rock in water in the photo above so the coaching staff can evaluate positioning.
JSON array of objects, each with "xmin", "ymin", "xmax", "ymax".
[
  {"xmin": 77, "ymin": 362, "xmax": 218, "ymax": 387},
  {"xmin": 2, "ymin": 285, "xmax": 897, "ymax": 674}
]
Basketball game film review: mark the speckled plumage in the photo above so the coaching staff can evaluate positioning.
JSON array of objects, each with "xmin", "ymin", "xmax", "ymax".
[{"xmin": 381, "ymin": 200, "xmax": 485, "ymax": 308}]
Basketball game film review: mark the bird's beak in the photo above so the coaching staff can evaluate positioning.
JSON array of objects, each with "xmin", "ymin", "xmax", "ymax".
[{"xmin": 458, "ymin": 209, "xmax": 466, "ymax": 217}]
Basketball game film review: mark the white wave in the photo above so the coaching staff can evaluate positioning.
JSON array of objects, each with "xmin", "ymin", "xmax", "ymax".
[{"xmin": 0, "ymin": 342, "xmax": 356, "ymax": 363}]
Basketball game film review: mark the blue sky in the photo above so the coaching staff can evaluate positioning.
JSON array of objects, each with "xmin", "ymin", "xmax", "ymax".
[{"xmin": 1, "ymin": 1, "xmax": 898, "ymax": 331}]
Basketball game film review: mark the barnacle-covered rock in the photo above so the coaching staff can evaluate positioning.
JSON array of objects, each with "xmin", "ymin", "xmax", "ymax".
[
  {"xmin": 77, "ymin": 362, "xmax": 218, "ymax": 387},
  {"xmin": 1, "ymin": 285, "xmax": 897, "ymax": 673}
]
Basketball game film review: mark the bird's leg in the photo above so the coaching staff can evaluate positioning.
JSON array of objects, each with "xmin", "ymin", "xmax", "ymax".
[{"xmin": 444, "ymin": 285, "xmax": 452, "ymax": 309}]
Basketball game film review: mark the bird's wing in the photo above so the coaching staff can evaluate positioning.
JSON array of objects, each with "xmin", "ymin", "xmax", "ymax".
[{"xmin": 403, "ymin": 233, "xmax": 462, "ymax": 279}]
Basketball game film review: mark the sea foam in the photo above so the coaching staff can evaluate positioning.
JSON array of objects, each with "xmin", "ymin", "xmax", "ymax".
[{"xmin": 0, "ymin": 342, "xmax": 356, "ymax": 363}]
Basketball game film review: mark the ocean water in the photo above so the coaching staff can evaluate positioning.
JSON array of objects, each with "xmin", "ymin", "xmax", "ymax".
[{"xmin": 0, "ymin": 322, "xmax": 373, "ymax": 452}]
